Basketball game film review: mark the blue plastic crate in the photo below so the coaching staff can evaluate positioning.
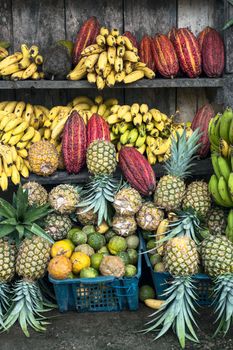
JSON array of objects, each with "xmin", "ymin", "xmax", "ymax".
[
  {"xmin": 49, "ymin": 240, "xmax": 142, "ymax": 313},
  {"xmin": 142, "ymin": 237, "xmax": 213, "ymax": 306}
]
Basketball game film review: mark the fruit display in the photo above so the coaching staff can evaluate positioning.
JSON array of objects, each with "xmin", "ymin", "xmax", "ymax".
[{"xmin": 139, "ymin": 36, "xmax": 155, "ymax": 71}]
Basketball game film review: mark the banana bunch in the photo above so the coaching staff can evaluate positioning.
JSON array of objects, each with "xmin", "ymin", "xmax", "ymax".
[
  {"xmin": 0, "ymin": 44, "xmax": 44, "ymax": 81},
  {"xmin": 107, "ymin": 102, "xmax": 187, "ymax": 165},
  {"xmin": 67, "ymin": 26, "xmax": 155, "ymax": 88},
  {"xmin": 0, "ymin": 42, "xmax": 10, "ymax": 62},
  {"xmin": 226, "ymin": 209, "xmax": 233, "ymax": 242}
]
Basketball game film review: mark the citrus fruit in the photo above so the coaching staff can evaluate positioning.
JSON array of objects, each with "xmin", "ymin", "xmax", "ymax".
[
  {"xmin": 142, "ymin": 230, "xmax": 152, "ymax": 241},
  {"xmin": 82, "ymin": 225, "xmax": 96, "ymax": 236},
  {"xmin": 91, "ymin": 253, "xmax": 103, "ymax": 270},
  {"xmin": 98, "ymin": 246, "xmax": 110, "ymax": 256},
  {"xmin": 154, "ymin": 262, "xmax": 165, "ymax": 272},
  {"xmin": 96, "ymin": 221, "xmax": 109, "ymax": 234},
  {"xmin": 139, "ymin": 285, "xmax": 155, "ymax": 302},
  {"xmin": 124, "ymin": 264, "xmax": 137, "ymax": 277},
  {"xmin": 88, "ymin": 233, "xmax": 106, "ymax": 251},
  {"xmin": 50, "ymin": 239, "xmax": 75, "ymax": 258},
  {"xmin": 126, "ymin": 235, "xmax": 140, "ymax": 249},
  {"xmin": 67, "ymin": 227, "xmax": 82, "ymax": 240},
  {"xmin": 71, "ymin": 252, "xmax": 90, "ymax": 274},
  {"xmin": 108, "ymin": 236, "xmax": 127, "ymax": 255},
  {"xmin": 127, "ymin": 249, "xmax": 138, "ymax": 265},
  {"xmin": 146, "ymin": 239, "xmax": 157, "ymax": 254},
  {"xmin": 105, "ymin": 230, "xmax": 116, "ymax": 242},
  {"xmin": 150, "ymin": 253, "xmax": 162, "ymax": 266},
  {"xmin": 48, "ymin": 255, "xmax": 72, "ymax": 279},
  {"xmin": 80, "ymin": 267, "xmax": 99, "ymax": 278},
  {"xmin": 75, "ymin": 244, "xmax": 95, "ymax": 257},
  {"xmin": 117, "ymin": 251, "xmax": 130, "ymax": 265},
  {"xmin": 72, "ymin": 231, "xmax": 87, "ymax": 245}
]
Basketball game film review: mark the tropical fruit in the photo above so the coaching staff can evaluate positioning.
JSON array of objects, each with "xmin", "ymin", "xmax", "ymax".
[
  {"xmin": 202, "ymin": 29, "xmax": 225, "ymax": 77},
  {"xmin": 167, "ymin": 27, "xmax": 177, "ymax": 43},
  {"xmin": 154, "ymin": 262, "xmax": 165, "ymax": 272},
  {"xmin": 139, "ymin": 285, "xmax": 155, "ymax": 302},
  {"xmin": 99, "ymin": 255, "xmax": 125, "ymax": 278},
  {"xmin": 87, "ymin": 233, "xmax": 105, "ymax": 251},
  {"xmin": 96, "ymin": 221, "xmax": 109, "ymax": 234},
  {"xmin": 71, "ymin": 251, "xmax": 91, "ymax": 274},
  {"xmin": 76, "ymin": 207, "xmax": 97, "ymax": 225},
  {"xmin": 87, "ymin": 113, "xmax": 110, "ymax": 146},
  {"xmin": 139, "ymin": 35, "xmax": 155, "ymax": 71},
  {"xmin": 108, "ymin": 236, "xmax": 127, "ymax": 255},
  {"xmin": 71, "ymin": 230, "xmax": 87, "ymax": 245},
  {"xmin": 127, "ymin": 249, "xmax": 138, "ymax": 265},
  {"xmin": 91, "ymin": 253, "xmax": 103, "ymax": 270},
  {"xmin": 67, "ymin": 227, "xmax": 82, "ymax": 240},
  {"xmin": 75, "ymin": 244, "xmax": 95, "ymax": 257},
  {"xmin": 62, "ymin": 111, "xmax": 87, "ymax": 174},
  {"xmin": 182, "ymin": 181, "xmax": 211, "ymax": 217},
  {"xmin": 126, "ymin": 235, "xmax": 140, "ymax": 249},
  {"xmin": 82, "ymin": 225, "xmax": 96, "ymax": 236},
  {"xmin": 150, "ymin": 253, "xmax": 162, "ymax": 266},
  {"xmin": 117, "ymin": 251, "xmax": 130, "ymax": 265},
  {"xmin": 113, "ymin": 187, "xmax": 142, "ymax": 216},
  {"xmin": 146, "ymin": 239, "xmax": 157, "ymax": 254},
  {"xmin": 112, "ymin": 214, "xmax": 137, "ymax": 237},
  {"xmin": 136, "ymin": 202, "xmax": 164, "ymax": 231},
  {"xmin": 105, "ymin": 230, "xmax": 116, "ymax": 242},
  {"xmin": 197, "ymin": 26, "xmax": 213, "ymax": 51},
  {"xmin": 22, "ymin": 182, "xmax": 48, "ymax": 207},
  {"xmin": 125, "ymin": 264, "xmax": 137, "ymax": 277},
  {"xmin": 123, "ymin": 31, "xmax": 138, "ymax": 49},
  {"xmin": 50, "ymin": 239, "xmax": 75, "ymax": 258},
  {"xmin": 119, "ymin": 146, "xmax": 156, "ymax": 196},
  {"xmin": 86, "ymin": 140, "xmax": 117, "ymax": 175},
  {"xmin": 48, "ymin": 255, "xmax": 72, "ymax": 279},
  {"xmin": 206, "ymin": 207, "xmax": 226, "ymax": 235},
  {"xmin": 45, "ymin": 213, "xmax": 72, "ymax": 241},
  {"xmin": 29, "ymin": 140, "xmax": 59, "ymax": 176},
  {"xmin": 98, "ymin": 246, "xmax": 109, "ymax": 256},
  {"xmin": 49, "ymin": 184, "xmax": 79, "ymax": 214},
  {"xmin": 80, "ymin": 267, "xmax": 98, "ymax": 278},
  {"xmin": 152, "ymin": 34, "xmax": 179, "ymax": 78},
  {"xmin": 0, "ymin": 239, "xmax": 16, "ymax": 282}
]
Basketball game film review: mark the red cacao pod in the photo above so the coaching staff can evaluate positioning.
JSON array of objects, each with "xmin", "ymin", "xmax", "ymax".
[
  {"xmin": 197, "ymin": 26, "xmax": 214, "ymax": 51},
  {"xmin": 139, "ymin": 35, "xmax": 155, "ymax": 71},
  {"xmin": 72, "ymin": 17, "xmax": 100, "ymax": 66},
  {"xmin": 167, "ymin": 27, "xmax": 177, "ymax": 43},
  {"xmin": 87, "ymin": 113, "xmax": 110, "ymax": 147},
  {"xmin": 202, "ymin": 29, "xmax": 225, "ymax": 78},
  {"xmin": 191, "ymin": 104, "xmax": 215, "ymax": 158},
  {"xmin": 173, "ymin": 28, "xmax": 202, "ymax": 78},
  {"xmin": 62, "ymin": 111, "xmax": 87, "ymax": 174},
  {"xmin": 119, "ymin": 147, "xmax": 156, "ymax": 196},
  {"xmin": 123, "ymin": 31, "xmax": 138, "ymax": 49},
  {"xmin": 152, "ymin": 34, "xmax": 179, "ymax": 78}
]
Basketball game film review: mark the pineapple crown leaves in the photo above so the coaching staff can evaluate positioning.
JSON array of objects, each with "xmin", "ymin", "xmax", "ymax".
[
  {"xmin": 164, "ymin": 128, "xmax": 201, "ymax": 179},
  {"xmin": 142, "ymin": 276, "xmax": 199, "ymax": 349},
  {"xmin": 0, "ymin": 186, "xmax": 54, "ymax": 245},
  {"xmin": 0, "ymin": 283, "xmax": 11, "ymax": 329}
]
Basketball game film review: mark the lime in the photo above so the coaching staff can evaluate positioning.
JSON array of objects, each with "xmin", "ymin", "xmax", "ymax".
[
  {"xmin": 154, "ymin": 262, "xmax": 165, "ymax": 272},
  {"xmin": 91, "ymin": 253, "xmax": 103, "ymax": 270},
  {"xmin": 124, "ymin": 264, "xmax": 137, "ymax": 277},
  {"xmin": 108, "ymin": 236, "xmax": 127, "ymax": 255},
  {"xmin": 146, "ymin": 239, "xmax": 157, "ymax": 254},
  {"xmin": 127, "ymin": 249, "xmax": 138, "ymax": 265},
  {"xmin": 139, "ymin": 285, "xmax": 155, "ymax": 302},
  {"xmin": 105, "ymin": 230, "xmax": 116, "ymax": 243},
  {"xmin": 71, "ymin": 231, "xmax": 87, "ymax": 245},
  {"xmin": 82, "ymin": 225, "xmax": 96, "ymax": 236},
  {"xmin": 98, "ymin": 246, "xmax": 110, "ymax": 256},
  {"xmin": 126, "ymin": 235, "xmax": 139, "ymax": 249},
  {"xmin": 80, "ymin": 267, "xmax": 99, "ymax": 278},
  {"xmin": 150, "ymin": 253, "xmax": 162, "ymax": 266},
  {"xmin": 117, "ymin": 251, "xmax": 130, "ymax": 265},
  {"xmin": 142, "ymin": 230, "xmax": 153, "ymax": 241},
  {"xmin": 67, "ymin": 227, "xmax": 82, "ymax": 240},
  {"xmin": 88, "ymin": 233, "xmax": 106, "ymax": 251}
]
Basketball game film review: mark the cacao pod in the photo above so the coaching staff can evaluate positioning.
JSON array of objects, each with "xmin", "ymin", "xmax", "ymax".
[
  {"xmin": 119, "ymin": 147, "xmax": 156, "ymax": 196},
  {"xmin": 197, "ymin": 26, "xmax": 213, "ymax": 51},
  {"xmin": 167, "ymin": 27, "xmax": 177, "ymax": 43},
  {"xmin": 191, "ymin": 104, "xmax": 215, "ymax": 158},
  {"xmin": 123, "ymin": 31, "xmax": 138, "ymax": 49},
  {"xmin": 72, "ymin": 16, "xmax": 100, "ymax": 66},
  {"xmin": 62, "ymin": 111, "xmax": 87, "ymax": 174},
  {"xmin": 202, "ymin": 29, "xmax": 225, "ymax": 78},
  {"xmin": 87, "ymin": 113, "xmax": 110, "ymax": 147},
  {"xmin": 152, "ymin": 34, "xmax": 179, "ymax": 78},
  {"xmin": 139, "ymin": 35, "xmax": 155, "ymax": 71},
  {"xmin": 173, "ymin": 28, "xmax": 202, "ymax": 78}
]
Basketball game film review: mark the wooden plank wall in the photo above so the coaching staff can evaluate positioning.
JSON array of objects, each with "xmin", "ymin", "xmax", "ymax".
[{"xmin": 0, "ymin": 0, "xmax": 227, "ymax": 120}]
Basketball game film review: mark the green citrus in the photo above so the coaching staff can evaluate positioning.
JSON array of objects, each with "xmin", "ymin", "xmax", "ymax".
[
  {"xmin": 139, "ymin": 285, "xmax": 155, "ymax": 302},
  {"xmin": 98, "ymin": 246, "xmax": 110, "ymax": 256},
  {"xmin": 80, "ymin": 267, "xmax": 99, "ymax": 278},
  {"xmin": 126, "ymin": 235, "xmax": 140, "ymax": 249},
  {"xmin": 91, "ymin": 253, "xmax": 103, "ymax": 270},
  {"xmin": 67, "ymin": 227, "xmax": 82, "ymax": 240},
  {"xmin": 82, "ymin": 225, "xmax": 96, "ymax": 236},
  {"xmin": 124, "ymin": 264, "xmax": 137, "ymax": 277},
  {"xmin": 71, "ymin": 231, "xmax": 87, "ymax": 245},
  {"xmin": 127, "ymin": 249, "xmax": 138, "ymax": 265},
  {"xmin": 150, "ymin": 253, "xmax": 162, "ymax": 266},
  {"xmin": 105, "ymin": 230, "xmax": 116, "ymax": 243},
  {"xmin": 108, "ymin": 236, "xmax": 127, "ymax": 255},
  {"xmin": 88, "ymin": 233, "xmax": 106, "ymax": 251},
  {"xmin": 117, "ymin": 251, "xmax": 130, "ymax": 265}
]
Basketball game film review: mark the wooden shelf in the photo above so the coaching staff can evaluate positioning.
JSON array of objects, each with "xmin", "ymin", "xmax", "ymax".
[
  {"xmin": 0, "ymin": 78, "xmax": 225, "ymax": 90},
  {"xmin": 19, "ymin": 158, "xmax": 213, "ymax": 186}
]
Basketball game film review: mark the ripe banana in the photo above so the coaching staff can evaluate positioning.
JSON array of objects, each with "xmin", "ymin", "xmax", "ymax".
[
  {"xmin": 4, "ymin": 118, "xmax": 23, "ymax": 132},
  {"xmin": 96, "ymin": 76, "xmax": 105, "ymax": 90},
  {"xmin": 81, "ymin": 44, "xmax": 104, "ymax": 56},
  {"xmin": 135, "ymin": 134, "xmax": 146, "ymax": 148},
  {"xmin": 156, "ymin": 219, "xmax": 169, "ymax": 255},
  {"xmin": 11, "ymin": 164, "xmax": 20, "ymax": 185},
  {"xmin": 96, "ymin": 34, "xmax": 106, "ymax": 47},
  {"xmin": 144, "ymin": 299, "xmax": 164, "ymax": 310},
  {"xmin": 8, "ymin": 132, "xmax": 24, "ymax": 146},
  {"xmin": 124, "ymin": 70, "xmax": 144, "ymax": 83},
  {"xmin": 0, "ymin": 52, "xmax": 22, "ymax": 70},
  {"xmin": 0, "ymin": 171, "xmax": 8, "ymax": 191},
  {"xmin": 106, "ymin": 70, "xmax": 115, "ymax": 87},
  {"xmin": 100, "ymin": 27, "xmax": 109, "ymax": 37},
  {"xmin": 85, "ymin": 54, "xmax": 99, "ymax": 69},
  {"xmin": 22, "ymin": 63, "xmax": 37, "ymax": 79},
  {"xmin": 114, "ymin": 56, "xmax": 123, "ymax": 73},
  {"xmin": 12, "ymin": 121, "xmax": 29, "ymax": 135},
  {"xmin": 14, "ymin": 101, "xmax": 26, "ymax": 118},
  {"xmin": 219, "ymin": 138, "xmax": 230, "ymax": 158}
]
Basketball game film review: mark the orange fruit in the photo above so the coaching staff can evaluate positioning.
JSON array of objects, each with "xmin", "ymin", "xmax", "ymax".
[
  {"xmin": 50, "ymin": 239, "xmax": 75, "ymax": 258},
  {"xmin": 48, "ymin": 255, "xmax": 72, "ymax": 280},
  {"xmin": 71, "ymin": 252, "xmax": 91, "ymax": 274}
]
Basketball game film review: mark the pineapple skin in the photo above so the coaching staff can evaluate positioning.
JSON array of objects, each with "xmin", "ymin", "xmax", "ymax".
[
  {"xmin": 136, "ymin": 202, "xmax": 164, "ymax": 231},
  {"xmin": 182, "ymin": 181, "xmax": 211, "ymax": 217},
  {"xmin": 28, "ymin": 140, "xmax": 59, "ymax": 176},
  {"xmin": 49, "ymin": 184, "xmax": 79, "ymax": 215},
  {"xmin": 112, "ymin": 214, "xmax": 137, "ymax": 237},
  {"xmin": 87, "ymin": 140, "xmax": 117, "ymax": 175},
  {"xmin": 76, "ymin": 207, "xmax": 97, "ymax": 225},
  {"xmin": 113, "ymin": 187, "xmax": 142, "ymax": 216},
  {"xmin": 0, "ymin": 239, "xmax": 16, "ymax": 283},
  {"xmin": 45, "ymin": 213, "xmax": 72, "ymax": 241},
  {"xmin": 22, "ymin": 181, "xmax": 48, "ymax": 207},
  {"xmin": 206, "ymin": 207, "xmax": 226, "ymax": 235}
]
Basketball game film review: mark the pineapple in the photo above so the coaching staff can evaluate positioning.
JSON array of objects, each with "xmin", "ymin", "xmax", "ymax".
[
  {"xmin": 182, "ymin": 181, "xmax": 211, "ymax": 217},
  {"xmin": 22, "ymin": 181, "xmax": 48, "ymax": 207},
  {"xmin": 28, "ymin": 140, "xmax": 59, "ymax": 176},
  {"xmin": 49, "ymin": 184, "xmax": 79, "ymax": 214},
  {"xmin": 206, "ymin": 207, "xmax": 226, "ymax": 235},
  {"xmin": 45, "ymin": 214, "xmax": 72, "ymax": 241},
  {"xmin": 113, "ymin": 187, "xmax": 142, "ymax": 216},
  {"xmin": 76, "ymin": 207, "xmax": 97, "ymax": 225},
  {"xmin": 144, "ymin": 236, "xmax": 199, "ymax": 348},
  {"xmin": 112, "ymin": 214, "xmax": 137, "ymax": 237},
  {"xmin": 136, "ymin": 202, "xmax": 164, "ymax": 231},
  {"xmin": 154, "ymin": 129, "xmax": 200, "ymax": 211},
  {"xmin": 86, "ymin": 140, "xmax": 117, "ymax": 175}
]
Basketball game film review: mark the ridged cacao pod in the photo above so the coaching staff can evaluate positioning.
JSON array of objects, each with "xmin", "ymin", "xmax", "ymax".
[
  {"xmin": 72, "ymin": 16, "xmax": 100, "ymax": 66},
  {"xmin": 173, "ymin": 28, "xmax": 202, "ymax": 78},
  {"xmin": 152, "ymin": 34, "xmax": 179, "ymax": 78},
  {"xmin": 119, "ymin": 147, "xmax": 156, "ymax": 196},
  {"xmin": 139, "ymin": 35, "xmax": 155, "ymax": 71},
  {"xmin": 87, "ymin": 113, "xmax": 110, "ymax": 147},
  {"xmin": 62, "ymin": 111, "xmax": 87, "ymax": 173},
  {"xmin": 202, "ymin": 29, "xmax": 225, "ymax": 78},
  {"xmin": 167, "ymin": 27, "xmax": 177, "ymax": 43},
  {"xmin": 197, "ymin": 26, "xmax": 213, "ymax": 51},
  {"xmin": 191, "ymin": 104, "xmax": 215, "ymax": 158},
  {"xmin": 123, "ymin": 31, "xmax": 138, "ymax": 49}
]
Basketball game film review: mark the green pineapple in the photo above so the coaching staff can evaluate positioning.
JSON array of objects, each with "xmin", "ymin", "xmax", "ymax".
[
  {"xmin": 182, "ymin": 181, "xmax": 211, "ymax": 217},
  {"xmin": 45, "ymin": 213, "xmax": 72, "ymax": 240},
  {"xmin": 86, "ymin": 140, "xmax": 117, "ymax": 175},
  {"xmin": 154, "ymin": 129, "xmax": 200, "ymax": 211}
]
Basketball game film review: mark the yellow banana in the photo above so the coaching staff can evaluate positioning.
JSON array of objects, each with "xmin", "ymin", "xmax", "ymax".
[
  {"xmin": 131, "ymin": 103, "xmax": 140, "ymax": 117},
  {"xmin": 81, "ymin": 44, "xmax": 104, "ymax": 56},
  {"xmin": 106, "ymin": 70, "xmax": 115, "ymax": 87},
  {"xmin": 100, "ymin": 27, "xmax": 109, "ymax": 37},
  {"xmin": 0, "ymin": 171, "xmax": 8, "ymax": 191},
  {"xmin": 34, "ymin": 55, "xmax": 43, "ymax": 65},
  {"xmin": 35, "ymin": 105, "xmax": 50, "ymax": 118},
  {"xmin": 8, "ymin": 132, "xmax": 24, "ymax": 146},
  {"xmin": 103, "ymin": 109, "xmax": 111, "ymax": 119},
  {"xmin": 0, "ymin": 52, "xmax": 22, "ymax": 70},
  {"xmin": 0, "ymin": 47, "xmax": 8, "ymax": 60},
  {"xmin": 141, "ymin": 67, "xmax": 155, "ymax": 79},
  {"xmin": 123, "ymin": 51, "xmax": 139, "ymax": 63},
  {"xmin": 111, "ymin": 29, "xmax": 120, "ymax": 38},
  {"xmin": 124, "ymin": 70, "xmax": 144, "ymax": 83},
  {"xmin": 44, "ymin": 128, "xmax": 51, "ymax": 140},
  {"xmin": 29, "ymin": 45, "xmax": 39, "ymax": 58},
  {"xmin": 104, "ymin": 98, "xmax": 118, "ymax": 107},
  {"xmin": 97, "ymin": 104, "xmax": 107, "ymax": 116},
  {"xmin": 3, "ymin": 158, "xmax": 12, "ymax": 177},
  {"xmin": 67, "ymin": 65, "xmax": 87, "ymax": 80},
  {"xmin": 18, "ymin": 57, "xmax": 32, "ymax": 69},
  {"xmin": 156, "ymin": 219, "xmax": 169, "ymax": 255},
  {"xmin": 17, "ymin": 148, "xmax": 28, "ymax": 158},
  {"xmin": 135, "ymin": 134, "xmax": 147, "ymax": 148},
  {"xmin": 16, "ymin": 155, "xmax": 23, "ymax": 171},
  {"xmin": 118, "ymin": 105, "xmax": 131, "ymax": 119},
  {"xmin": 11, "ymin": 146, "xmax": 18, "ymax": 163},
  {"xmin": 114, "ymin": 56, "xmax": 123, "ymax": 73},
  {"xmin": 106, "ymin": 35, "xmax": 116, "ymax": 47},
  {"xmin": 87, "ymin": 72, "xmax": 97, "ymax": 84},
  {"xmin": 1, "ymin": 63, "xmax": 20, "ymax": 75},
  {"xmin": 143, "ymin": 112, "xmax": 152, "ymax": 124},
  {"xmin": 22, "ymin": 63, "xmax": 37, "ymax": 79},
  {"xmin": 146, "ymin": 146, "xmax": 157, "ymax": 165},
  {"xmin": 38, "ymin": 127, "xmax": 45, "ymax": 137},
  {"xmin": 25, "ymin": 103, "xmax": 34, "ymax": 121},
  {"xmin": 16, "ymin": 140, "xmax": 29, "ymax": 149},
  {"xmin": 51, "ymin": 116, "xmax": 69, "ymax": 140},
  {"xmin": 4, "ymin": 101, "xmax": 17, "ymax": 114},
  {"xmin": 107, "ymin": 46, "xmax": 116, "ymax": 66},
  {"xmin": 4, "ymin": 118, "xmax": 23, "ymax": 132},
  {"xmin": 11, "ymin": 164, "xmax": 20, "ymax": 185},
  {"xmin": 32, "ymin": 72, "xmax": 40, "ymax": 80},
  {"xmin": 49, "ymin": 106, "xmax": 62, "ymax": 121},
  {"xmin": 151, "ymin": 138, "xmax": 171, "ymax": 155},
  {"xmin": 122, "ymin": 111, "xmax": 132, "ymax": 123},
  {"xmin": 11, "ymin": 70, "xmax": 24, "ymax": 81},
  {"xmin": 144, "ymin": 299, "xmax": 164, "ymax": 310},
  {"xmin": 14, "ymin": 101, "xmax": 26, "ymax": 118},
  {"xmin": 137, "ymin": 144, "xmax": 146, "ymax": 154},
  {"xmin": 0, "ymin": 101, "xmax": 9, "ymax": 110},
  {"xmin": 150, "ymin": 109, "xmax": 162, "ymax": 122},
  {"xmin": 111, "ymin": 104, "xmax": 120, "ymax": 114},
  {"xmin": 72, "ymin": 96, "xmax": 94, "ymax": 106},
  {"xmin": 1, "ymin": 131, "xmax": 12, "ymax": 144},
  {"xmin": 122, "ymin": 36, "xmax": 133, "ymax": 50},
  {"xmin": 12, "ymin": 121, "xmax": 29, "ymax": 135},
  {"xmin": 140, "ymin": 104, "xmax": 149, "ymax": 115},
  {"xmin": 97, "ymin": 51, "xmax": 108, "ymax": 72},
  {"xmin": 96, "ymin": 34, "xmax": 106, "ymax": 47},
  {"xmin": 23, "ymin": 158, "xmax": 31, "ymax": 171},
  {"xmin": 107, "ymin": 114, "xmax": 120, "ymax": 125},
  {"xmin": 85, "ymin": 53, "xmax": 99, "ymax": 69},
  {"xmin": 154, "ymin": 121, "xmax": 165, "ymax": 132},
  {"xmin": 117, "ymin": 45, "xmax": 125, "ymax": 57},
  {"xmin": 96, "ymin": 76, "xmax": 105, "ymax": 90},
  {"xmin": 21, "ymin": 44, "xmax": 30, "ymax": 58},
  {"xmin": 133, "ymin": 113, "xmax": 142, "ymax": 126},
  {"xmin": 125, "ymin": 61, "xmax": 133, "ymax": 74},
  {"xmin": 0, "ymin": 157, "xmax": 3, "ymax": 176},
  {"xmin": 0, "ymin": 114, "xmax": 15, "ymax": 130},
  {"xmin": 115, "ymin": 70, "xmax": 125, "ymax": 82},
  {"xmin": 90, "ymin": 105, "xmax": 98, "ymax": 114},
  {"xmin": 20, "ymin": 164, "xmax": 29, "ymax": 178}
]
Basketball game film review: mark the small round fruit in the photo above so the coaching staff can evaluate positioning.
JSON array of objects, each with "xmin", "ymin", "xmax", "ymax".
[
  {"xmin": 50, "ymin": 239, "xmax": 75, "ymax": 258},
  {"xmin": 150, "ymin": 254, "xmax": 162, "ymax": 266},
  {"xmin": 80, "ymin": 267, "xmax": 99, "ymax": 278},
  {"xmin": 125, "ymin": 264, "xmax": 137, "ymax": 277},
  {"xmin": 142, "ymin": 231, "xmax": 152, "ymax": 241},
  {"xmin": 75, "ymin": 244, "xmax": 95, "ymax": 257},
  {"xmin": 126, "ymin": 235, "xmax": 139, "ymax": 249},
  {"xmin": 29, "ymin": 140, "xmax": 59, "ymax": 176},
  {"xmin": 105, "ymin": 230, "xmax": 116, "ymax": 243},
  {"xmin": 139, "ymin": 285, "xmax": 155, "ymax": 302},
  {"xmin": 108, "ymin": 236, "xmax": 127, "ymax": 255},
  {"xmin": 96, "ymin": 221, "xmax": 109, "ymax": 234},
  {"xmin": 100, "ymin": 256, "xmax": 125, "ymax": 278},
  {"xmin": 117, "ymin": 251, "xmax": 130, "ymax": 265},
  {"xmin": 71, "ymin": 252, "xmax": 91, "ymax": 274},
  {"xmin": 98, "ymin": 246, "xmax": 110, "ymax": 256},
  {"xmin": 154, "ymin": 262, "xmax": 165, "ymax": 272},
  {"xmin": 127, "ymin": 249, "xmax": 138, "ymax": 265},
  {"xmin": 67, "ymin": 227, "xmax": 82, "ymax": 240},
  {"xmin": 88, "ymin": 233, "xmax": 106, "ymax": 251},
  {"xmin": 82, "ymin": 225, "xmax": 96, "ymax": 236},
  {"xmin": 91, "ymin": 253, "xmax": 104, "ymax": 270},
  {"xmin": 146, "ymin": 239, "xmax": 157, "ymax": 255},
  {"xmin": 48, "ymin": 255, "xmax": 72, "ymax": 279},
  {"xmin": 72, "ymin": 231, "xmax": 88, "ymax": 245}
]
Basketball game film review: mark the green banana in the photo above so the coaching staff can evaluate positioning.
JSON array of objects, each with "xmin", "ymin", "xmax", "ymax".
[
  {"xmin": 135, "ymin": 134, "xmax": 146, "ymax": 148},
  {"xmin": 228, "ymin": 209, "xmax": 233, "ymax": 229},
  {"xmin": 218, "ymin": 176, "xmax": 233, "ymax": 206},
  {"xmin": 218, "ymin": 156, "xmax": 231, "ymax": 181},
  {"xmin": 112, "ymin": 124, "xmax": 119, "ymax": 135},
  {"xmin": 211, "ymin": 153, "xmax": 221, "ymax": 178},
  {"xmin": 219, "ymin": 107, "xmax": 233, "ymax": 143},
  {"xmin": 209, "ymin": 174, "xmax": 231, "ymax": 207},
  {"xmin": 137, "ymin": 124, "xmax": 146, "ymax": 137},
  {"xmin": 228, "ymin": 173, "xmax": 233, "ymax": 199},
  {"xmin": 127, "ymin": 128, "xmax": 138, "ymax": 144},
  {"xmin": 118, "ymin": 122, "xmax": 129, "ymax": 134},
  {"xmin": 229, "ymin": 117, "xmax": 233, "ymax": 144},
  {"xmin": 120, "ymin": 130, "xmax": 130, "ymax": 145},
  {"xmin": 231, "ymin": 153, "xmax": 233, "ymax": 171},
  {"xmin": 225, "ymin": 225, "xmax": 231, "ymax": 239},
  {"xmin": 208, "ymin": 113, "xmax": 221, "ymax": 148}
]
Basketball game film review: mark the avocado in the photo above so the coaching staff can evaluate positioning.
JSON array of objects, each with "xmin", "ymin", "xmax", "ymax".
[{"xmin": 43, "ymin": 44, "xmax": 72, "ymax": 80}]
